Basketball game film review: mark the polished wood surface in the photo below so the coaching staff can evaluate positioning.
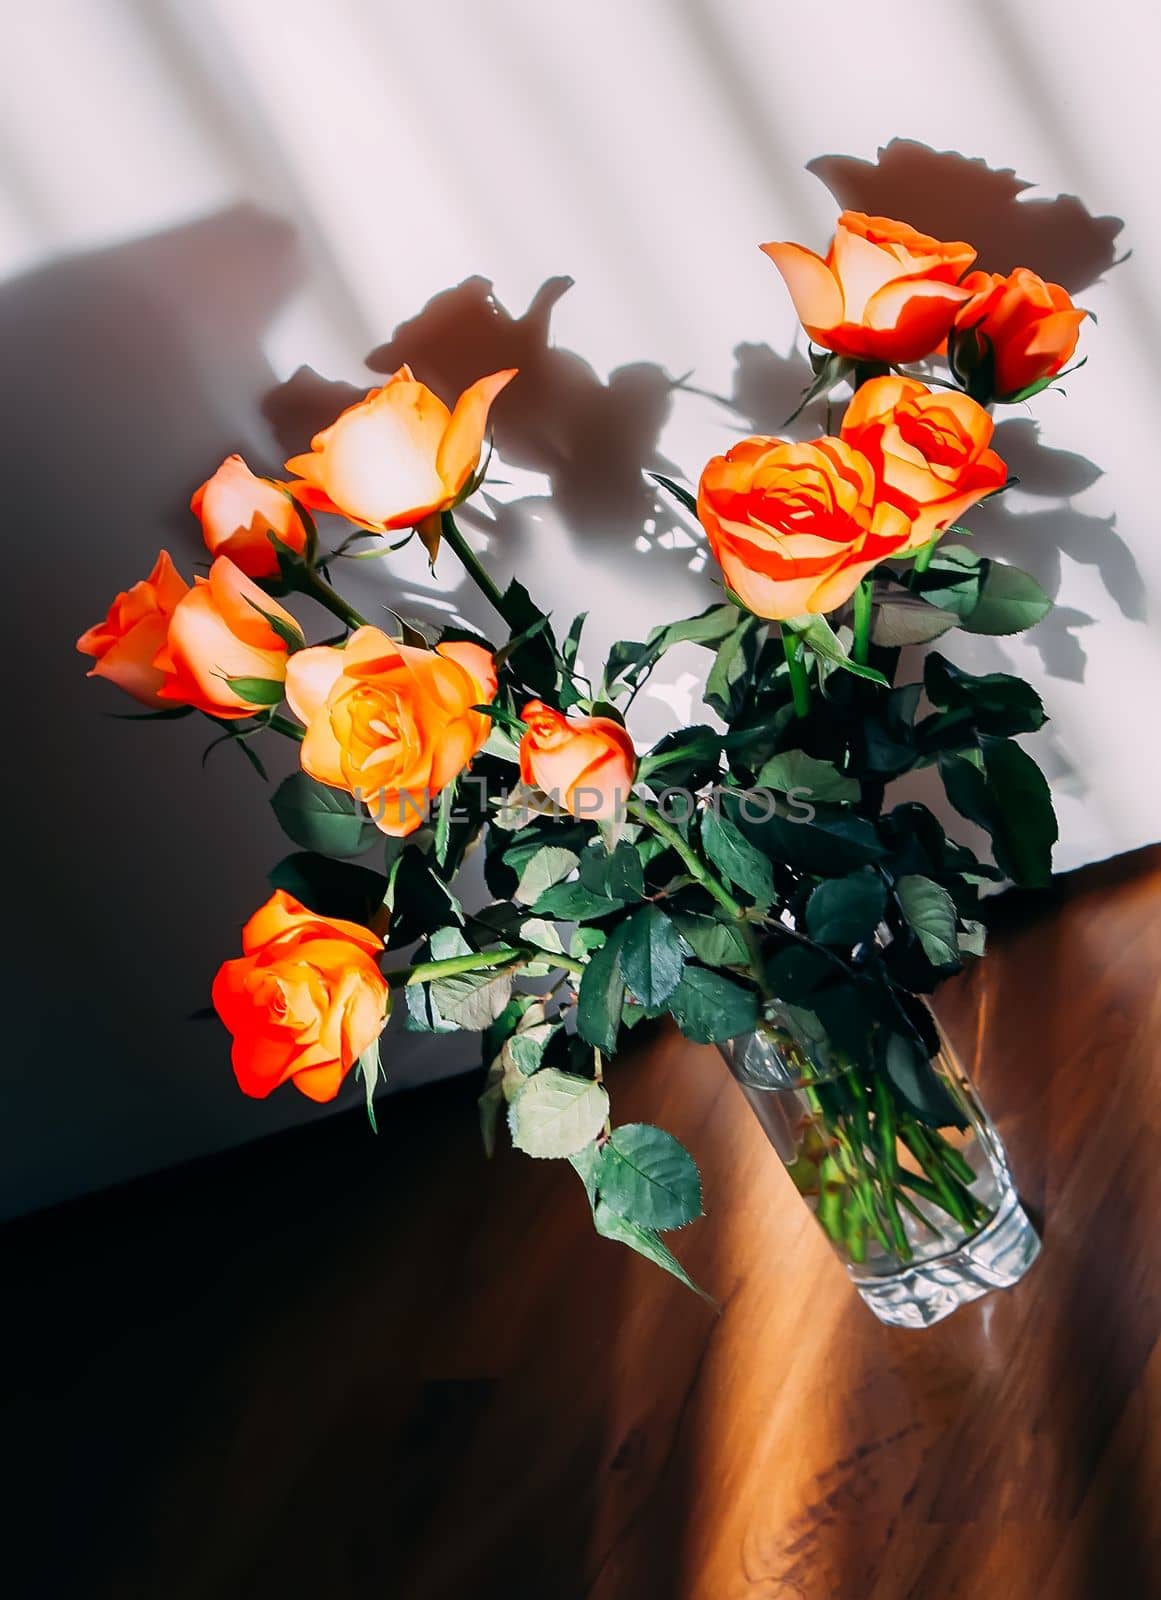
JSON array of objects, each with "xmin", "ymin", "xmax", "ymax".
[{"xmin": 5, "ymin": 847, "xmax": 1160, "ymax": 1598}]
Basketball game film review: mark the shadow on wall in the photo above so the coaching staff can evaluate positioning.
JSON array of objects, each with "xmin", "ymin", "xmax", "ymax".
[
  {"xmin": 0, "ymin": 206, "xmax": 337, "ymax": 1218},
  {"xmin": 263, "ymin": 276, "xmax": 709, "ymax": 636}
]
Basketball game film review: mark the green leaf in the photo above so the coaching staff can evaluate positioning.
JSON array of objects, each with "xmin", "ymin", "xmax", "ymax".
[
  {"xmin": 882, "ymin": 1033, "xmax": 966, "ymax": 1129},
  {"xmin": 939, "ymin": 738, "xmax": 1057, "ymax": 886},
  {"xmin": 597, "ymin": 1124, "xmax": 703, "ymax": 1230},
  {"xmin": 562, "ymin": 611, "xmax": 588, "ymax": 671},
  {"xmin": 668, "ymin": 910, "xmax": 750, "ymax": 967},
  {"xmin": 924, "ymin": 653, "xmax": 1046, "ymax": 737},
  {"xmin": 960, "ymin": 561, "xmax": 1053, "ymax": 636},
  {"xmin": 224, "ymin": 675, "xmax": 286, "ymax": 707},
  {"xmin": 895, "ymin": 875, "xmax": 960, "ymax": 968},
  {"xmin": 618, "ymin": 906, "xmax": 685, "ymax": 1008},
  {"xmin": 271, "ymin": 773, "xmax": 380, "ymax": 858},
  {"xmin": 638, "ymin": 725, "xmax": 722, "ymax": 791},
  {"xmin": 912, "ymin": 544, "xmax": 983, "ymax": 617},
  {"xmin": 785, "ymin": 614, "xmax": 889, "ymax": 687},
  {"xmin": 805, "ymin": 866, "xmax": 887, "ymax": 948},
  {"xmin": 668, "ymin": 966, "xmax": 759, "ymax": 1044},
  {"xmin": 267, "ymin": 852, "xmax": 388, "ymax": 924},
  {"xmin": 569, "ymin": 1141, "xmax": 602, "ymax": 1207},
  {"xmin": 514, "ymin": 845, "xmax": 580, "ymax": 905},
  {"xmin": 704, "ymin": 617, "xmax": 761, "ymax": 719},
  {"xmin": 700, "ymin": 807, "xmax": 775, "ymax": 906},
  {"xmin": 508, "ymin": 1068, "xmax": 610, "ymax": 1158},
  {"xmin": 756, "ymin": 749, "xmax": 860, "ymax": 805},
  {"xmin": 430, "ymin": 965, "xmax": 515, "ymax": 1031},
  {"xmin": 532, "ymin": 879, "xmax": 625, "ymax": 922},
  {"xmin": 871, "ymin": 595, "xmax": 959, "ymax": 647},
  {"xmin": 434, "ymin": 782, "xmax": 455, "ymax": 868},
  {"xmin": 649, "ymin": 471, "xmax": 698, "ymax": 517},
  {"xmin": 576, "ymin": 925, "xmax": 628, "ymax": 1054},
  {"xmin": 356, "ymin": 1037, "xmax": 381, "ymax": 1133},
  {"xmin": 579, "ymin": 841, "xmax": 645, "ymax": 902},
  {"xmin": 242, "ymin": 594, "xmax": 306, "ymax": 653},
  {"xmin": 592, "ymin": 1200, "xmax": 712, "ymax": 1302}
]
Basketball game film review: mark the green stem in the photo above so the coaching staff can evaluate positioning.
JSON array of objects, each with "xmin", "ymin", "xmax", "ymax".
[
  {"xmin": 298, "ymin": 565, "xmax": 369, "ymax": 631},
  {"xmin": 852, "ymin": 578, "xmax": 873, "ymax": 666},
  {"xmin": 779, "ymin": 624, "xmax": 811, "ymax": 717},
  {"xmin": 390, "ymin": 942, "xmax": 584, "ymax": 988},
  {"xmin": 441, "ymin": 509, "xmax": 518, "ymax": 628},
  {"xmin": 629, "ymin": 796, "xmax": 772, "ymax": 999},
  {"xmin": 265, "ymin": 712, "xmax": 305, "ymax": 742},
  {"xmin": 912, "ymin": 541, "xmax": 936, "ymax": 575}
]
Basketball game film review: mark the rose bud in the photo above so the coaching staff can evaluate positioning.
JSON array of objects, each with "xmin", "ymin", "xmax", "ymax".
[
  {"xmin": 697, "ymin": 436, "xmax": 913, "ymax": 619},
  {"xmin": 949, "ymin": 267, "xmax": 1088, "ymax": 402},
  {"xmin": 154, "ymin": 556, "xmax": 300, "ymax": 719},
  {"xmin": 76, "ymin": 550, "xmax": 189, "ymax": 706},
  {"xmin": 761, "ymin": 212, "xmax": 975, "ymax": 366},
  {"xmin": 840, "ymin": 376, "xmax": 1006, "ymax": 546},
  {"xmin": 519, "ymin": 701, "xmax": 637, "ymax": 820},
  {"xmin": 212, "ymin": 890, "xmax": 389, "ymax": 1102},
  {"xmin": 191, "ymin": 454, "xmax": 308, "ymax": 579}
]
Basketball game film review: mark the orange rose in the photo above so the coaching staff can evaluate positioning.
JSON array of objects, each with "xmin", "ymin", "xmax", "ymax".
[
  {"xmin": 519, "ymin": 702, "xmax": 637, "ymax": 820},
  {"xmin": 154, "ymin": 556, "xmax": 299, "ymax": 719},
  {"xmin": 840, "ymin": 376, "xmax": 1006, "ymax": 546},
  {"xmin": 284, "ymin": 364, "xmax": 516, "ymax": 535},
  {"xmin": 950, "ymin": 267, "xmax": 1087, "ymax": 401},
  {"xmin": 285, "ymin": 627, "xmax": 497, "ymax": 836},
  {"xmin": 697, "ymin": 436, "xmax": 913, "ymax": 620},
  {"xmin": 762, "ymin": 212, "xmax": 975, "ymax": 365},
  {"xmin": 212, "ymin": 889, "xmax": 389, "ymax": 1103},
  {"xmin": 191, "ymin": 453, "xmax": 308, "ymax": 579},
  {"xmin": 76, "ymin": 550, "xmax": 189, "ymax": 706}
]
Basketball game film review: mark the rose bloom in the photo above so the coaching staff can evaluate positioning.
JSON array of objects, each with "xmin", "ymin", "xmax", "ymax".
[
  {"xmin": 76, "ymin": 550, "xmax": 189, "ymax": 706},
  {"xmin": 191, "ymin": 453, "xmax": 308, "ymax": 579},
  {"xmin": 154, "ymin": 556, "xmax": 298, "ymax": 719},
  {"xmin": 285, "ymin": 627, "xmax": 497, "ymax": 836},
  {"xmin": 762, "ymin": 212, "xmax": 975, "ymax": 365},
  {"xmin": 952, "ymin": 267, "xmax": 1087, "ymax": 400},
  {"xmin": 212, "ymin": 890, "xmax": 389, "ymax": 1103},
  {"xmin": 519, "ymin": 702, "xmax": 637, "ymax": 820},
  {"xmin": 697, "ymin": 436, "xmax": 913, "ymax": 620},
  {"xmin": 840, "ymin": 376, "xmax": 1006, "ymax": 546},
  {"xmin": 285, "ymin": 364, "xmax": 516, "ymax": 534}
]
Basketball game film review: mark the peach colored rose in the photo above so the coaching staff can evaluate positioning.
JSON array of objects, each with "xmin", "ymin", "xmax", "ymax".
[
  {"xmin": 519, "ymin": 701, "xmax": 637, "ymax": 820},
  {"xmin": 951, "ymin": 267, "xmax": 1087, "ymax": 400},
  {"xmin": 191, "ymin": 454, "xmax": 308, "ymax": 579},
  {"xmin": 212, "ymin": 889, "xmax": 389, "ymax": 1103},
  {"xmin": 697, "ymin": 436, "xmax": 913, "ymax": 619},
  {"xmin": 840, "ymin": 376, "xmax": 1006, "ymax": 546},
  {"xmin": 285, "ymin": 627, "xmax": 497, "ymax": 836},
  {"xmin": 284, "ymin": 365, "xmax": 516, "ymax": 535},
  {"xmin": 76, "ymin": 550, "xmax": 190, "ymax": 706},
  {"xmin": 154, "ymin": 556, "xmax": 298, "ymax": 719},
  {"xmin": 762, "ymin": 212, "xmax": 975, "ymax": 365}
]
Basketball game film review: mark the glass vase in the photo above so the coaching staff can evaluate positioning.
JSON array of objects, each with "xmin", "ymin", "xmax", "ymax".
[{"xmin": 718, "ymin": 1003, "xmax": 1041, "ymax": 1328}]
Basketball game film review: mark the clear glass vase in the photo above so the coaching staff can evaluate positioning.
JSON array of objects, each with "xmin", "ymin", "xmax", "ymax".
[{"xmin": 718, "ymin": 1003, "xmax": 1041, "ymax": 1328}]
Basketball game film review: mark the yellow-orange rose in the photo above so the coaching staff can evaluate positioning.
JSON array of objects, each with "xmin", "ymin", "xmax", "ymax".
[
  {"xmin": 212, "ymin": 889, "xmax": 389, "ymax": 1103},
  {"xmin": 762, "ymin": 212, "xmax": 975, "ymax": 365},
  {"xmin": 840, "ymin": 376, "xmax": 1006, "ymax": 546},
  {"xmin": 154, "ymin": 556, "xmax": 298, "ymax": 719},
  {"xmin": 951, "ymin": 267, "xmax": 1087, "ymax": 401},
  {"xmin": 284, "ymin": 364, "xmax": 516, "ymax": 535},
  {"xmin": 191, "ymin": 454, "xmax": 308, "ymax": 579},
  {"xmin": 519, "ymin": 701, "xmax": 637, "ymax": 820},
  {"xmin": 285, "ymin": 627, "xmax": 497, "ymax": 836},
  {"xmin": 697, "ymin": 436, "xmax": 913, "ymax": 620},
  {"xmin": 76, "ymin": 550, "xmax": 189, "ymax": 706}
]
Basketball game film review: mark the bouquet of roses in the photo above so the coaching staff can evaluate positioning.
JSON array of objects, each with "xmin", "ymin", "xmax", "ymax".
[{"xmin": 78, "ymin": 211, "xmax": 1086, "ymax": 1306}]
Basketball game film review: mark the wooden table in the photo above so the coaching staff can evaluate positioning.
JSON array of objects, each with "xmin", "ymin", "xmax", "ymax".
[{"xmin": 5, "ymin": 848, "xmax": 1160, "ymax": 1598}]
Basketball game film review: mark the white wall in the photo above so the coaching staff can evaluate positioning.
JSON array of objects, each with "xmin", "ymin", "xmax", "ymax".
[{"xmin": 5, "ymin": 0, "xmax": 1157, "ymax": 1214}]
